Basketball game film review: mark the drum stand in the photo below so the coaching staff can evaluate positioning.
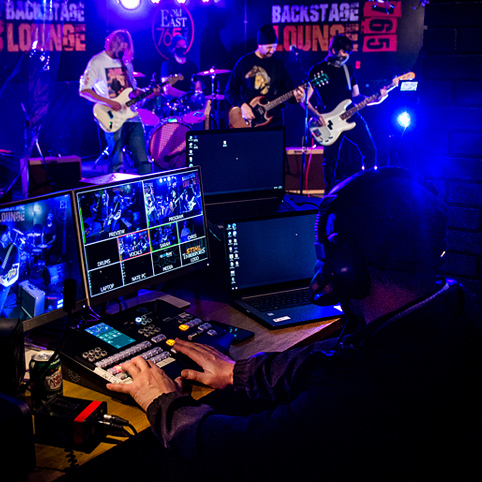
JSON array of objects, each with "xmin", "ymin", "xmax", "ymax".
[{"xmin": 207, "ymin": 72, "xmax": 223, "ymax": 130}]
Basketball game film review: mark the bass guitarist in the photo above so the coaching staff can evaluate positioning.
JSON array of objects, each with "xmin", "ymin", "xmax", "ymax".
[
  {"xmin": 0, "ymin": 225, "xmax": 19, "ymax": 317},
  {"xmin": 225, "ymin": 24, "xmax": 305, "ymax": 128},
  {"xmin": 305, "ymin": 35, "xmax": 387, "ymax": 193},
  {"xmin": 80, "ymin": 29, "xmax": 160, "ymax": 174}
]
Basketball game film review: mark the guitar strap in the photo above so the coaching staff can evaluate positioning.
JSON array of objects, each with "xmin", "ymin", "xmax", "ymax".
[
  {"xmin": 119, "ymin": 57, "xmax": 133, "ymax": 89},
  {"xmin": 343, "ymin": 64, "xmax": 352, "ymax": 92}
]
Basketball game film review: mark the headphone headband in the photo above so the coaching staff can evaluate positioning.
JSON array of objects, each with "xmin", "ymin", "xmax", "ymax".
[{"xmin": 312, "ymin": 167, "xmax": 448, "ymax": 301}]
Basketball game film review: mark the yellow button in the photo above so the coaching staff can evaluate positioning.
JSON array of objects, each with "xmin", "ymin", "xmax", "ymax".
[
  {"xmin": 178, "ymin": 324, "xmax": 189, "ymax": 331},
  {"xmin": 166, "ymin": 339, "xmax": 175, "ymax": 346}
]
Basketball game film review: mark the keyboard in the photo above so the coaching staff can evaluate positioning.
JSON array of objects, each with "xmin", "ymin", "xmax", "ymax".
[
  {"xmin": 60, "ymin": 300, "xmax": 234, "ymax": 399},
  {"xmin": 207, "ymin": 198, "xmax": 295, "ymax": 224},
  {"xmin": 245, "ymin": 287, "xmax": 312, "ymax": 312}
]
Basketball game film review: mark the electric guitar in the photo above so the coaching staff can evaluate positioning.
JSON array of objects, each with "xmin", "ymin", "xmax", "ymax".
[
  {"xmin": 0, "ymin": 245, "xmax": 19, "ymax": 288},
  {"xmin": 94, "ymin": 74, "xmax": 183, "ymax": 133},
  {"xmin": 228, "ymin": 72, "xmax": 329, "ymax": 128},
  {"xmin": 309, "ymin": 72, "xmax": 415, "ymax": 146}
]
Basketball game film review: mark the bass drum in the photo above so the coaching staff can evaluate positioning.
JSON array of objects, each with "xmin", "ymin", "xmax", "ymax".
[{"xmin": 148, "ymin": 120, "xmax": 190, "ymax": 170}]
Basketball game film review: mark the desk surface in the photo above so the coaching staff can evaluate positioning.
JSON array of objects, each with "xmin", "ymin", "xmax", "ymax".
[{"xmin": 28, "ymin": 292, "xmax": 341, "ymax": 482}]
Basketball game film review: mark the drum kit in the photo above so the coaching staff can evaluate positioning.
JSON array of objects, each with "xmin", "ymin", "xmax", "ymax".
[{"xmin": 138, "ymin": 67, "xmax": 230, "ymax": 170}]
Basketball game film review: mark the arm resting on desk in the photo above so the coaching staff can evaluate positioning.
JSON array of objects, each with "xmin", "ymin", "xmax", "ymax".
[{"xmin": 145, "ymin": 342, "xmax": 342, "ymax": 480}]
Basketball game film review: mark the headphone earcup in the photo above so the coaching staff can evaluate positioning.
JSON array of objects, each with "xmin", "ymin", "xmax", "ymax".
[
  {"xmin": 326, "ymin": 234, "xmax": 371, "ymax": 300},
  {"xmin": 309, "ymin": 260, "xmax": 340, "ymax": 306}
]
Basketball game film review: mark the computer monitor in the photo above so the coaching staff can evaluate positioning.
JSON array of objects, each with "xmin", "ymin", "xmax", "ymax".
[
  {"xmin": 0, "ymin": 191, "xmax": 87, "ymax": 331},
  {"xmin": 186, "ymin": 127, "xmax": 286, "ymax": 200},
  {"xmin": 73, "ymin": 166, "xmax": 209, "ymax": 306}
]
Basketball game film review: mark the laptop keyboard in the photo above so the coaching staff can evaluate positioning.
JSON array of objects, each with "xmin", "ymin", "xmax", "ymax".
[
  {"xmin": 208, "ymin": 198, "xmax": 295, "ymax": 224},
  {"xmin": 245, "ymin": 287, "xmax": 312, "ymax": 312}
]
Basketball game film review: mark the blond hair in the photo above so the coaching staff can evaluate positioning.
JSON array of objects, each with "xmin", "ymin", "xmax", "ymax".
[{"xmin": 105, "ymin": 29, "xmax": 134, "ymax": 62}]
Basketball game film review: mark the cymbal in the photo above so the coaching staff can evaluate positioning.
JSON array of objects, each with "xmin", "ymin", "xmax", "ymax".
[
  {"xmin": 206, "ymin": 94, "xmax": 225, "ymax": 100},
  {"xmin": 133, "ymin": 71, "xmax": 146, "ymax": 78},
  {"xmin": 196, "ymin": 68, "xmax": 231, "ymax": 77}
]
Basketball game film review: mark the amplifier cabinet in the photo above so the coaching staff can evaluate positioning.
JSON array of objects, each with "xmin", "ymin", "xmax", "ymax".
[
  {"xmin": 285, "ymin": 147, "xmax": 324, "ymax": 193},
  {"xmin": 19, "ymin": 280, "xmax": 45, "ymax": 319}
]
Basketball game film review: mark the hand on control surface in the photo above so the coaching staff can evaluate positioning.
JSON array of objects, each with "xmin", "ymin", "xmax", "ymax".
[
  {"xmin": 106, "ymin": 356, "xmax": 181, "ymax": 412},
  {"xmin": 174, "ymin": 338, "xmax": 235, "ymax": 390}
]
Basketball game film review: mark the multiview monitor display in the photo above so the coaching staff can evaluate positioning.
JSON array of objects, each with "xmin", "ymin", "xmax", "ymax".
[
  {"xmin": 0, "ymin": 191, "xmax": 87, "ymax": 331},
  {"xmin": 73, "ymin": 166, "xmax": 209, "ymax": 305}
]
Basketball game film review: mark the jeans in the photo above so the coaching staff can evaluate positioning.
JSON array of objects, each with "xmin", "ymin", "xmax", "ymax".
[
  {"xmin": 105, "ymin": 121, "xmax": 152, "ymax": 174},
  {"xmin": 322, "ymin": 112, "xmax": 377, "ymax": 193}
]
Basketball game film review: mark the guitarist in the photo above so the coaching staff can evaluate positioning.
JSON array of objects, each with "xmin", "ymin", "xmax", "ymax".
[
  {"xmin": 225, "ymin": 24, "xmax": 305, "ymax": 128},
  {"xmin": 0, "ymin": 225, "xmax": 19, "ymax": 317},
  {"xmin": 305, "ymin": 35, "xmax": 387, "ymax": 193},
  {"xmin": 79, "ymin": 29, "xmax": 160, "ymax": 174}
]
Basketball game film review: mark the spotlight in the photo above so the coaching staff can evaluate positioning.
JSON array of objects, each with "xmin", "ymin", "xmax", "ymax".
[
  {"xmin": 369, "ymin": 0, "xmax": 395, "ymax": 14},
  {"xmin": 175, "ymin": 0, "xmax": 187, "ymax": 4},
  {"xmin": 118, "ymin": 0, "xmax": 141, "ymax": 9},
  {"xmin": 396, "ymin": 111, "xmax": 411, "ymax": 129}
]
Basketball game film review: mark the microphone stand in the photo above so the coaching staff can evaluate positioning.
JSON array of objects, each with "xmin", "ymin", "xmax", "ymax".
[{"xmin": 291, "ymin": 50, "xmax": 311, "ymax": 195}]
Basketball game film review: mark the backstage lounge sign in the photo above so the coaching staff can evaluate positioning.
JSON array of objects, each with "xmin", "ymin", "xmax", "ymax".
[
  {"xmin": 271, "ymin": 1, "xmax": 401, "ymax": 53},
  {"xmin": 1, "ymin": 0, "xmax": 86, "ymax": 53}
]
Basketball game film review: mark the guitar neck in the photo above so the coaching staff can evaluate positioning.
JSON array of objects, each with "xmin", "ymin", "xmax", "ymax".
[
  {"xmin": 125, "ymin": 78, "xmax": 173, "ymax": 107},
  {"xmin": 341, "ymin": 79, "xmax": 397, "ymax": 121},
  {"xmin": 125, "ymin": 87, "xmax": 155, "ymax": 107},
  {"xmin": 264, "ymin": 81, "xmax": 310, "ymax": 112}
]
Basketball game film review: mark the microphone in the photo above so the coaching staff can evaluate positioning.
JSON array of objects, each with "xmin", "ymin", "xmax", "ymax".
[
  {"xmin": 118, "ymin": 50, "xmax": 124, "ymax": 59},
  {"xmin": 289, "ymin": 45, "xmax": 299, "ymax": 56}
]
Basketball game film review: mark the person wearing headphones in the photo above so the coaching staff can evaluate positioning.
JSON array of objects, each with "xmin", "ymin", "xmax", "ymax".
[{"xmin": 107, "ymin": 167, "xmax": 482, "ymax": 482}]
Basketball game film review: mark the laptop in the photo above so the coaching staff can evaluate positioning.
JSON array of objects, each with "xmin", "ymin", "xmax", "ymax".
[
  {"xmin": 186, "ymin": 127, "xmax": 318, "ymax": 238},
  {"xmin": 224, "ymin": 210, "xmax": 343, "ymax": 329}
]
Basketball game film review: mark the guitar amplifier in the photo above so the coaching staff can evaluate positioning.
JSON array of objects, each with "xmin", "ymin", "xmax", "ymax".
[
  {"xmin": 21, "ymin": 155, "xmax": 82, "ymax": 197},
  {"xmin": 19, "ymin": 280, "xmax": 45, "ymax": 318},
  {"xmin": 285, "ymin": 147, "xmax": 325, "ymax": 193}
]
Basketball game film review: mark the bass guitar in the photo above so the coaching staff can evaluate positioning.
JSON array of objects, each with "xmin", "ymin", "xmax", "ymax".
[
  {"xmin": 94, "ymin": 74, "xmax": 183, "ymax": 133},
  {"xmin": 309, "ymin": 72, "xmax": 415, "ymax": 146},
  {"xmin": 228, "ymin": 72, "xmax": 329, "ymax": 129}
]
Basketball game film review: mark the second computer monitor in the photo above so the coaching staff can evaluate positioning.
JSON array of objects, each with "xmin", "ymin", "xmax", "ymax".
[
  {"xmin": 186, "ymin": 126, "xmax": 286, "ymax": 199},
  {"xmin": 0, "ymin": 191, "xmax": 87, "ymax": 331}
]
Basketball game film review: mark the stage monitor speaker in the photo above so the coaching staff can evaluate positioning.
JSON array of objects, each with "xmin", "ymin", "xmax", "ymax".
[
  {"xmin": 0, "ymin": 318, "xmax": 25, "ymax": 397},
  {"xmin": 285, "ymin": 147, "xmax": 324, "ymax": 193},
  {"xmin": 79, "ymin": 172, "xmax": 139, "ymax": 186},
  {"xmin": 21, "ymin": 155, "xmax": 81, "ymax": 197}
]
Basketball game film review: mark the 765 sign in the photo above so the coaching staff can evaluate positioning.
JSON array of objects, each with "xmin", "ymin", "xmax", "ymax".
[{"xmin": 151, "ymin": 3, "xmax": 194, "ymax": 59}]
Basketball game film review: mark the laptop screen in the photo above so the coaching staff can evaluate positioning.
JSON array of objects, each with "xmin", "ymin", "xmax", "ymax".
[
  {"xmin": 225, "ymin": 212, "xmax": 317, "ymax": 292},
  {"xmin": 186, "ymin": 127, "xmax": 286, "ymax": 198}
]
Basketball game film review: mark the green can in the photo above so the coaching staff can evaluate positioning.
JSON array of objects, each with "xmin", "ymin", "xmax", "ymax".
[{"xmin": 29, "ymin": 350, "xmax": 63, "ymax": 409}]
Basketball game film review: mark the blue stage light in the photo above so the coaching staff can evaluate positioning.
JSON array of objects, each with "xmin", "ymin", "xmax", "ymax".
[{"xmin": 396, "ymin": 111, "xmax": 411, "ymax": 129}]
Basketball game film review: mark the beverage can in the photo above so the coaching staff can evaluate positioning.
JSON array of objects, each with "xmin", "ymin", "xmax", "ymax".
[{"xmin": 29, "ymin": 350, "xmax": 63, "ymax": 409}]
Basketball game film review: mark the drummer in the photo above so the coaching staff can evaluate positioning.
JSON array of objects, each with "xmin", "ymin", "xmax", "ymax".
[{"xmin": 161, "ymin": 34, "xmax": 202, "ymax": 101}]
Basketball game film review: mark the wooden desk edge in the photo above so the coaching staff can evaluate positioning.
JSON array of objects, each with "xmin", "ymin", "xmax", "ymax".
[{"xmin": 28, "ymin": 293, "xmax": 342, "ymax": 481}]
